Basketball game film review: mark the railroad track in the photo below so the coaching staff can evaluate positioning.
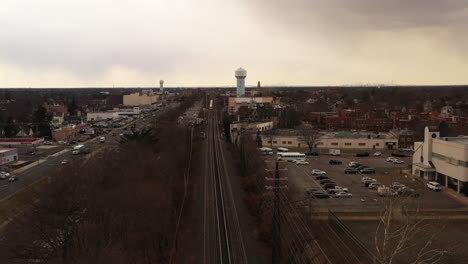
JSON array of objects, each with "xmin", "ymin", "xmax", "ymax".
[{"xmin": 204, "ymin": 107, "xmax": 248, "ymax": 264}]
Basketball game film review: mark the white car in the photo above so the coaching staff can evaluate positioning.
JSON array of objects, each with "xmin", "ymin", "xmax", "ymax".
[
  {"xmin": 349, "ymin": 161, "xmax": 360, "ymax": 167},
  {"xmin": 427, "ymin": 181, "xmax": 441, "ymax": 191},
  {"xmin": 0, "ymin": 171, "xmax": 11, "ymax": 179},
  {"xmin": 295, "ymin": 160, "xmax": 309, "ymax": 165},
  {"xmin": 61, "ymin": 159, "xmax": 68, "ymax": 165},
  {"xmin": 387, "ymin": 157, "xmax": 397, "ymax": 162},
  {"xmin": 361, "ymin": 176, "xmax": 373, "ymax": 183},
  {"xmin": 368, "ymin": 182, "xmax": 382, "ymax": 190},
  {"xmin": 311, "ymin": 169, "xmax": 326, "ymax": 175},
  {"xmin": 8, "ymin": 175, "xmax": 18, "ymax": 182},
  {"xmin": 373, "ymin": 152, "xmax": 382, "ymax": 156},
  {"xmin": 327, "ymin": 186, "xmax": 349, "ymax": 194},
  {"xmin": 335, "ymin": 192, "xmax": 353, "ymax": 198},
  {"xmin": 393, "ymin": 159, "xmax": 405, "ymax": 164}
]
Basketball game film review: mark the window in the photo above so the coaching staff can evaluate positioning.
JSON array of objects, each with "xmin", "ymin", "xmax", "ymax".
[
  {"xmin": 282, "ymin": 141, "xmax": 286, "ymax": 144},
  {"xmin": 344, "ymin": 143, "xmax": 352, "ymax": 146},
  {"xmin": 288, "ymin": 141, "xmax": 292, "ymax": 144},
  {"xmin": 358, "ymin": 143, "xmax": 366, "ymax": 146},
  {"xmin": 273, "ymin": 141, "xmax": 277, "ymax": 144},
  {"xmin": 268, "ymin": 141, "xmax": 271, "ymax": 143},
  {"xmin": 376, "ymin": 143, "xmax": 380, "ymax": 146},
  {"xmin": 331, "ymin": 142, "xmax": 338, "ymax": 146}
]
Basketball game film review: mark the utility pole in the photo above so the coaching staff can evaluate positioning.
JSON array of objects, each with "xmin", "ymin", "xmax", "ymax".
[
  {"xmin": 265, "ymin": 161, "xmax": 288, "ymax": 264},
  {"xmin": 273, "ymin": 161, "xmax": 281, "ymax": 264}
]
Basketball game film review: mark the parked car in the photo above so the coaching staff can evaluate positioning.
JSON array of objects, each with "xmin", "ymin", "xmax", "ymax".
[
  {"xmin": 310, "ymin": 191, "xmax": 330, "ymax": 199},
  {"xmin": 356, "ymin": 165, "xmax": 369, "ymax": 171},
  {"xmin": 61, "ymin": 159, "xmax": 68, "ymax": 165},
  {"xmin": 305, "ymin": 188, "xmax": 320, "ymax": 196},
  {"xmin": 335, "ymin": 192, "xmax": 353, "ymax": 198},
  {"xmin": 320, "ymin": 179, "xmax": 335, "ymax": 185},
  {"xmin": 363, "ymin": 178, "xmax": 377, "ymax": 186},
  {"xmin": 305, "ymin": 151, "xmax": 319, "ymax": 156},
  {"xmin": 393, "ymin": 159, "xmax": 405, "ymax": 164},
  {"xmin": 427, "ymin": 181, "xmax": 441, "ymax": 191},
  {"xmin": 329, "ymin": 160, "xmax": 342, "ymax": 165},
  {"xmin": 349, "ymin": 162, "xmax": 361, "ymax": 167},
  {"xmin": 360, "ymin": 168, "xmax": 376, "ymax": 174},
  {"xmin": 0, "ymin": 171, "xmax": 11, "ymax": 179},
  {"xmin": 397, "ymin": 187, "xmax": 420, "ymax": 197},
  {"xmin": 295, "ymin": 160, "xmax": 309, "ymax": 165},
  {"xmin": 356, "ymin": 152, "xmax": 370, "ymax": 157},
  {"xmin": 311, "ymin": 169, "xmax": 326, "ymax": 175},
  {"xmin": 387, "ymin": 157, "xmax": 397, "ymax": 162},
  {"xmin": 8, "ymin": 175, "xmax": 18, "ymax": 182},
  {"xmin": 344, "ymin": 168, "xmax": 359, "ymax": 174},
  {"xmin": 43, "ymin": 141, "xmax": 53, "ymax": 145},
  {"xmin": 327, "ymin": 186, "xmax": 349, "ymax": 194},
  {"xmin": 373, "ymin": 152, "xmax": 382, "ymax": 156},
  {"xmin": 378, "ymin": 186, "xmax": 398, "ymax": 197},
  {"xmin": 361, "ymin": 176, "xmax": 373, "ymax": 183},
  {"xmin": 368, "ymin": 182, "xmax": 382, "ymax": 190},
  {"xmin": 391, "ymin": 182, "xmax": 406, "ymax": 190},
  {"xmin": 323, "ymin": 183, "xmax": 337, "ymax": 190},
  {"xmin": 315, "ymin": 175, "xmax": 330, "ymax": 180}
]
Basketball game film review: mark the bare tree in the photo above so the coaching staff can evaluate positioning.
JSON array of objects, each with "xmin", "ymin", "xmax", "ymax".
[
  {"xmin": 374, "ymin": 196, "xmax": 448, "ymax": 264},
  {"xmin": 299, "ymin": 126, "xmax": 319, "ymax": 152}
]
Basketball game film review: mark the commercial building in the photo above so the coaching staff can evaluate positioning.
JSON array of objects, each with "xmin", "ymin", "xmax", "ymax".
[
  {"xmin": 52, "ymin": 126, "xmax": 80, "ymax": 141},
  {"xmin": 412, "ymin": 127, "xmax": 468, "ymax": 196},
  {"xmin": 228, "ymin": 97, "xmax": 274, "ymax": 115},
  {"xmin": 87, "ymin": 107, "xmax": 141, "ymax": 121},
  {"xmin": 0, "ymin": 148, "xmax": 18, "ymax": 165},
  {"xmin": 230, "ymin": 121, "xmax": 274, "ymax": 144},
  {"xmin": 316, "ymin": 131, "xmax": 398, "ymax": 150},
  {"xmin": 123, "ymin": 91, "xmax": 159, "ymax": 106},
  {"xmin": 389, "ymin": 129, "xmax": 418, "ymax": 149},
  {"xmin": 0, "ymin": 138, "xmax": 44, "ymax": 146},
  {"xmin": 260, "ymin": 129, "xmax": 306, "ymax": 149}
]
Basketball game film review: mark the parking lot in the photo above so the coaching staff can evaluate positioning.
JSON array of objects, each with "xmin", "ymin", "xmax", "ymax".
[{"xmin": 266, "ymin": 153, "xmax": 465, "ymax": 210}]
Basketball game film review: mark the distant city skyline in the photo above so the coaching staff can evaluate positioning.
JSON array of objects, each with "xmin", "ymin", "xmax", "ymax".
[{"xmin": 1, "ymin": 0, "xmax": 468, "ymax": 88}]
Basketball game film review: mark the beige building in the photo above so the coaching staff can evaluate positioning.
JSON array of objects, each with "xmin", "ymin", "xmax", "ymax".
[
  {"xmin": 52, "ymin": 126, "xmax": 80, "ymax": 141},
  {"xmin": 260, "ymin": 130, "xmax": 398, "ymax": 150},
  {"xmin": 316, "ymin": 131, "xmax": 398, "ymax": 150},
  {"xmin": 413, "ymin": 127, "xmax": 468, "ymax": 195},
  {"xmin": 230, "ymin": 121, "xmax": 274, "ymax": 144},
  {"xmin": 228, "ymin": 97, "xmax": 274, "ymax": 114},
  {"xmin": 123, "ymin": 92, "xmax": 159, "ymax": 106}
]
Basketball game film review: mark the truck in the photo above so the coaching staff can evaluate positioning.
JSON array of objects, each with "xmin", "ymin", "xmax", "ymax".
[
  {"xmin": 329, "ymin": 149, "xmax": 341, "ymax": 156},
  {"xmin": 72, "ymin": 144, "xmax": 85, "ymax": 155}
]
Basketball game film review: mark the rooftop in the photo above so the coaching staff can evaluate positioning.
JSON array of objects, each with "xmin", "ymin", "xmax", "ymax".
[
  {"xmin": 0, "ymin": 148, "xmax": 16, "ymax": 154},
  {"xmin": 440, "ymin": 137, "xmax": 468, "ymax": 146}
]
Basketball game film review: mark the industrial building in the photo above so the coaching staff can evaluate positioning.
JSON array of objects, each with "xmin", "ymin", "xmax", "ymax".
[
  {"xmin": 316, "ymin": 131, "xmax": 398, "ymax": 150},
  {"xmin": 0, "ymin": 148, "xmax": 18, "ymax": 165},
  {"xmin": 412, "ymin": 127, "xmax": 468, "ymax": 196},
  {"xmin": 230, "ymin": 121, "xmax": 274, "ymax": 144}
]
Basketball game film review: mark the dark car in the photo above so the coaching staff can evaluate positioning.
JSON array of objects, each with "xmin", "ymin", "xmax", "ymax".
[
  {"xmin": 305, "ymin": 151, "xmax": 319, "ymax": 156},
  {"xmin": 360, "ymin": 168, "xmax": 376, "ymax": 174},
  {"xmin": 344, "ymin": 168, "xmax": 359, "ymax": 174},
  {"xmin": 305, "ymin": 188, "xmax": 320, "ymax": 196},
  {"xmin": 329, "ymin": 160, "xmax": 342, "ymax": 165},
  {"xmin": 310, "ymin": 191, "xmax": 330, "ymax": 199},
  {"xmin": 356, "ymin": 165, "xmax": 369, "ymax": 171},
  {"xmin": 320, "ymin": 179, "xmax": 335, "ymax": 185},
  {"xmin": 356, "ymin": 152, "xmax": 370, "ymax": 157},
  {"xmin": 350, "ymin": 163, "xmax": 362, "ymax": 168},
  {"xmin": 323, "ymin": 183, "xmax": 337, "ymax": 190},
  {"xmin": 315, "ymin": 175, "xmax": 330, "ymax": 180}
]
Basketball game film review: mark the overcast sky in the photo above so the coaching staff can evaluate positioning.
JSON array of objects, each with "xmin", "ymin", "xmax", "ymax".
[{"xmin": 1, "ymin": 0, "xmax": 467, "ymax": 87}]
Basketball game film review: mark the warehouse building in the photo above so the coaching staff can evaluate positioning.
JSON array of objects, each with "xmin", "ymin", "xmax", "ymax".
[
  {"xmin": 316, "ymin": 131, "xmax": 398, "ymax": 150},
  {"xmin": 413, "ymin": 127, "xmax": 468, "ymax": 196}
]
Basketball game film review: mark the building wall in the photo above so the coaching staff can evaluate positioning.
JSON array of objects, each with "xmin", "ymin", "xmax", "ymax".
[
  {"xmin": 52, "ymin": 127, "xmax": 80, "ymax": 141},
  {"xmin": 0, "ymin": 148, "xmax": 18, "ymax": 165},
  {"xmin": 123, "ymin": 93, "xmax": 159, "ymax": 106},
  {"xmin": 431, "ymin": 139, "xmax": 468, "ymax": 182},
  {"xmin": 260, "ymin": 135, "xmax": 306, "ymax": 148},
  {"xmin": 87, "ymin": 112, "xmax": 117, "ymax": 121},
  {"xmin": 316, "ymin": 137, "xmax": 398, "ymax": 150}
]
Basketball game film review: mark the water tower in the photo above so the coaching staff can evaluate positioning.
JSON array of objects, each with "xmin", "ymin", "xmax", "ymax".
[
  {"xmin": 159, "ymin": 80, "xmax": 164, "ymax": 93},
  {"xmin": 235, "ymin": 67, "xmax": 247, "ymax": 97}
]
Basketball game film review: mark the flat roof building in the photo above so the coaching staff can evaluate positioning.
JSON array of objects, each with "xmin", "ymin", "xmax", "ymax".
[
  {"xmin": 0, "ymin": 148, "xmax": 18, "ymax": 165},
  {"xmin": 413, "ymin": 127, "xmax": 468, "ymax": 196}
]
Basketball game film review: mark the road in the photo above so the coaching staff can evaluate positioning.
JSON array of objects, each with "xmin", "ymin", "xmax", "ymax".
[
  {"xmin": 204, "ymin": 110, "xmax": 248, "ymax": 264},
  {"xmin": 0, "ymin": 105, "xmax": 172, "ymax": 201}
]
